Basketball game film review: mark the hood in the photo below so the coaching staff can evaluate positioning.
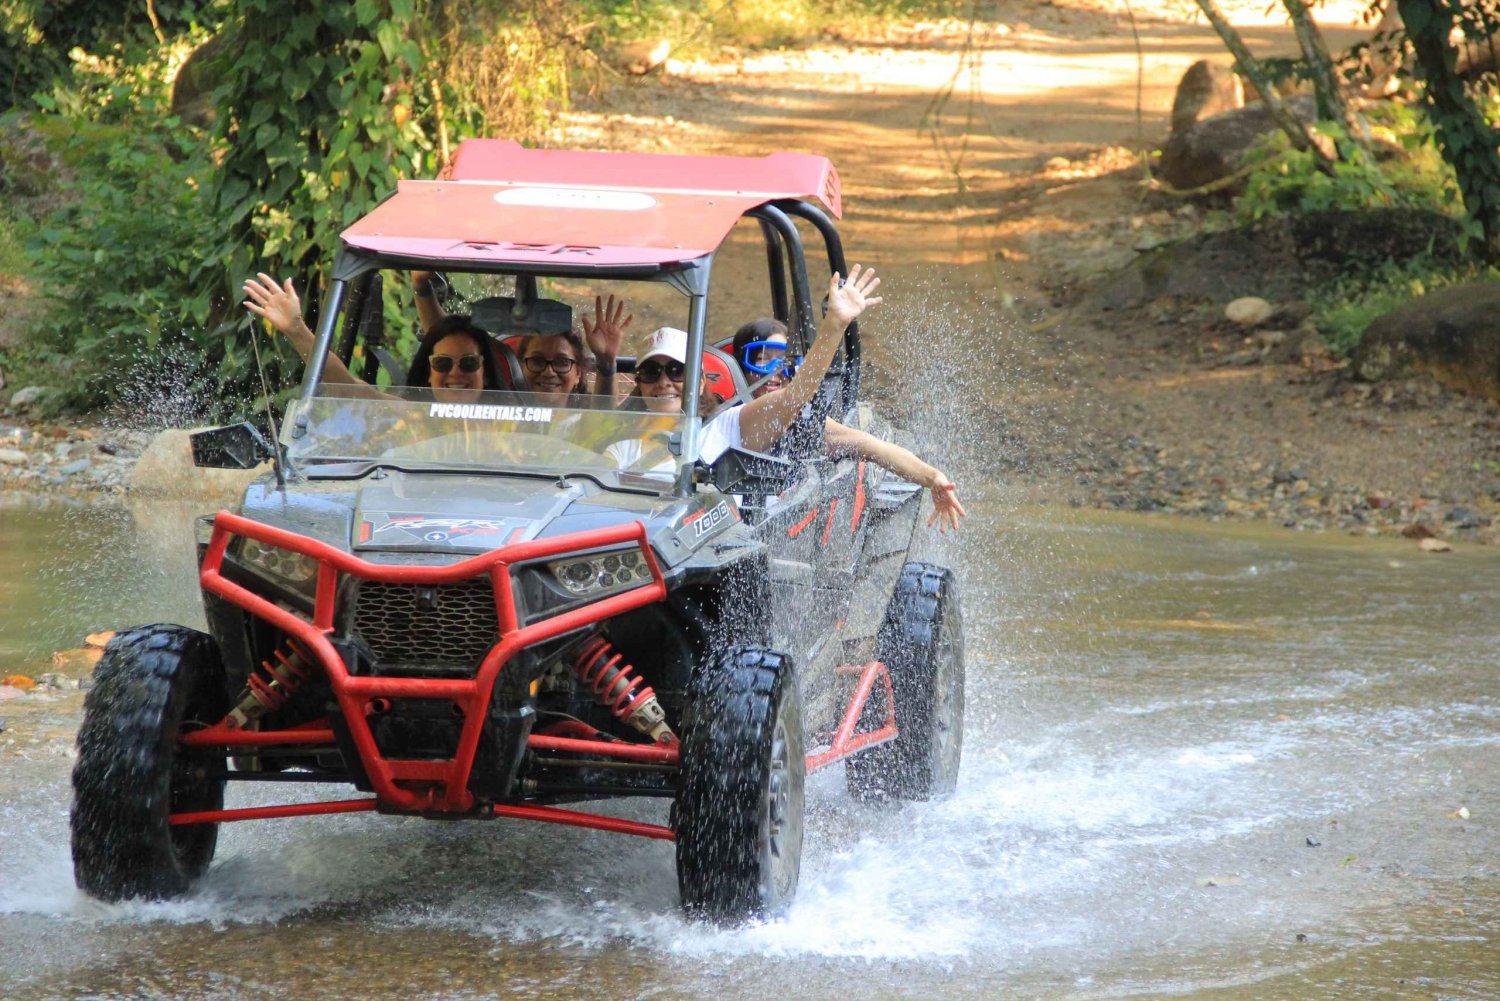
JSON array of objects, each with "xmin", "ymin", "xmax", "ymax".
[{"xmin": 353, "ymin": 471, "xmax": 675, "ymax": 554}]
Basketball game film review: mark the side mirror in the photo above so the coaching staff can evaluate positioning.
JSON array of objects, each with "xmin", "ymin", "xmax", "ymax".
[
  {"xmin": 191, "ymin": 422, "xmax": 274, "ymax": 470},
  {"xmin": 705, "ymin": 446, "xmax": 798, "ymax": 496}
]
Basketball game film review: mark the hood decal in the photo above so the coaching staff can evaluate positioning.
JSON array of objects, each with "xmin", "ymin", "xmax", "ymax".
[{"xmin": 359, "ymin": 513, "xmax": 532, "ymax": 548}]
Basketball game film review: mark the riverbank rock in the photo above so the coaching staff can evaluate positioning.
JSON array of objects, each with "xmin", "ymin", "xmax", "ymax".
[
  {"xmin": 128, "ymin": 428, "xmax": 265, "ymax": 501},
  {"xmin": 1351, "ymin": 280, "xmax": 1500, "ymax": 402},
  {"xmin": 1170, "ymin": 60, "xmax": 1244, "ymax": 136},
  {"xmin": 1082, "ymin": 209, "xmax": 1464, "ymax": 316},
  {"xmin": 1158, "ymin": 94, "xmax": 1317, "ymax": 192}
]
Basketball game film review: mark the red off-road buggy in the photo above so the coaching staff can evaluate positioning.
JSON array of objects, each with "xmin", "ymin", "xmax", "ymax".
[{"xmin": 70, "ymin": 142, "xmax": 964, "ymax": 923}]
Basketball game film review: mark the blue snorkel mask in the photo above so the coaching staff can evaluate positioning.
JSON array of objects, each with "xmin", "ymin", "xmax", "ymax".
[{"xmin": 739, "ymin": 339, "xmax": 801, "ymax": 378}]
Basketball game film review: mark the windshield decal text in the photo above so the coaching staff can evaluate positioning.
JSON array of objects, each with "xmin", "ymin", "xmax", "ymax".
[{"xmin": 428, "ymin": 403, "xmax": 554, "ymax": 422}]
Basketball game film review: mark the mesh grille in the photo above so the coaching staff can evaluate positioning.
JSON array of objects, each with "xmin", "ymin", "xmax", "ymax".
[{"xmin": 351, "ymin": 577, "xmax": 499, "ymax": 668}]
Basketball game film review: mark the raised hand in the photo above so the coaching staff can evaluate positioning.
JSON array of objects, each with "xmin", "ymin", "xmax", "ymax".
[
  {"xmin": 243, "ymin": 273, "xmax": 306, "ymax": 338},
  {"xmin": 582, "ymin": 294, "xmax": 633, "ymax": 362},
  {"xmin": 826, "ymin": 264, "xmax": 882, "ymax": 328},
  {"xmin": 926, "ymin": 473, "xmax": 967, "ymax": 533}
]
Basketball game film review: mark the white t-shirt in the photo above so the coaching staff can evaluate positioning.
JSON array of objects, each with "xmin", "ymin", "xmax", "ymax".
[{"xmin": 606, "ymin": 406, "xmax": 743, "ymax": 472}]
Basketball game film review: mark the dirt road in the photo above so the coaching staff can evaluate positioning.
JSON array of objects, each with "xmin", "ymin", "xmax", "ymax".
[{"xmin": 557, "ymin": 0, "xmax": 1500, "ymax": 544}]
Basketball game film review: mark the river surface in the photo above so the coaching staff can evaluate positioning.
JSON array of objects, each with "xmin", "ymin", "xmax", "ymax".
[{"xmin": 1, "ymin": 494, "xmax": 1497, "ymax": 1000}]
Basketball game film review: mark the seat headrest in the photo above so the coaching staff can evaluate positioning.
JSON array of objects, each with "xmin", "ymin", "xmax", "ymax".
[{"xmin": 472, "ymin": 296, "xmax": 572, "ymax": 335}]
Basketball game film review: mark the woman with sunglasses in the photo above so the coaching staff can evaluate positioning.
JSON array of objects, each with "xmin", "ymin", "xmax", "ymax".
[
  {"xmin": 243, "ymin": 274, "xmax": 505, "ymax": 401},
  {"xmin": 613, "ymin": 266, "xmax": 887, "ymax": 466},
  {"xmin": 730, "ymin": 318, "xmax": 966, "ymax": 532},
  {"xmin": 415, "ymin": 270, "xmax": 632, "ymax": 405}
]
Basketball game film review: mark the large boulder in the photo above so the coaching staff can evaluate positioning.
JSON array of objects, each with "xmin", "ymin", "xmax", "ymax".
[
  {"xmin": 1352, "ymin": 280, "xmax": 1500, "ymax": 401},
  {"xmin": 1082, "ymin": 209, "xmax": 1464, "ymax": 315},
  {"xmin": 1170, "ymin": 60, "xmax": 1244, "ymax": 136},
  {"xmin": 1158, "ymin": 94, "xmax": 1318, "ymax": 192},
  {"xmin": 128, "ymin": 428, "xmax": 265, "ymax": 502}
]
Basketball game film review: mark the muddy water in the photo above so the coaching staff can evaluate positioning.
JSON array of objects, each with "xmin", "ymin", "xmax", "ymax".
[{"xmin": 2, "ymin": 495, "xmax": 1497, "ymax": 1000}]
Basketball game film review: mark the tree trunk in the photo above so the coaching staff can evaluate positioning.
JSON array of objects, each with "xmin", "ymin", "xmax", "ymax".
[
  {"xmin": 1282, "ymin": 0, "xmax": 1367, "ymax": 141},
  {"xmin": 1397, "ymin": 0, "xmax": 1500, "ymax": 261},
  {"xmin": 1193, "ymin": 0, "xmax": 1338, "ymax": 174}
]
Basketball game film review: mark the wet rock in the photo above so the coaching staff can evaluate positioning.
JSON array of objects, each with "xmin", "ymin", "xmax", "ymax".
[
  {"xmin": 0, "ymin": 447, "xmax": 27, "ymax": 466},
  {"xmin": 8, "ymin": 385, "xmax": 48, "ymax": 410},
  {"xmin": 0, "ymin": 685, "xmax": 25, "ymax": 701},
  {"xmin": 1226, "ymin": 296, "xmax": 1274, "ymax": 326},
  {"xmin": 1444, "ymin": 505, "xmax": 1485, "ymax": 528},
  {"xmin": 1418, "ymin": 537, "xmax": 1453, "ymax": 553},
  {"xmin": 1306, "ymin": 836, "xmax": 1321, "ymax": 847},
  {"xmin": 59, "ymin": 458, "xmax": 91, "ymax": 476},
  {"xmin": 36, "ymin": 672, "xmax": 70, "ymax": 690},
  {"xmin": 1273, "ymin": 466, "xmax": 1307, "ymax": 485}
]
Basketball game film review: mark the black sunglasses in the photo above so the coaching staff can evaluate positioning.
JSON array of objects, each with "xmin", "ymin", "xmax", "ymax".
[
  {"xmin": 430, "ymin": 354, "xmax": 484, "ymax": 374},
  {"xmin": 522, "ymin": 355, "xmax": 578, "ymax": 375},
  {"xmin": 636, "ymin": 359, "xmax": 686, "ymax": 384}
]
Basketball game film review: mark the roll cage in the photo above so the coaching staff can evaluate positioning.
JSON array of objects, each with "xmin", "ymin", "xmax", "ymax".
[{"xmin": 289, "ymin": 142, "xmax": 862, "ymax": 496}]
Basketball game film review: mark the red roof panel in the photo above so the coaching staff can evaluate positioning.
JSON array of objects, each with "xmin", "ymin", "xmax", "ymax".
[{"xmin": 340, "ymin": 141, "xmax": 841, "ymax": 269}]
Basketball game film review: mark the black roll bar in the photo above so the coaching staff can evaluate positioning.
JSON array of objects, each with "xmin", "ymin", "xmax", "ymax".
[
  {"xmin": 778, "ymin": 199, "xmax": 859, "ymax": 413},
  {"xmin": 757, "ymin": 217, "xmax": 790, "ymax": 325}
]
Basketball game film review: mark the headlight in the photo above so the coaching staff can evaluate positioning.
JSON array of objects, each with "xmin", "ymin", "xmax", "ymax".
[
  {"xmin": 240, "ymin": 538, "xmax": 320, "ymax": 585},
  {"xmin": 548, "ymin": 548, "xmax": 653, "ymax": 597}
]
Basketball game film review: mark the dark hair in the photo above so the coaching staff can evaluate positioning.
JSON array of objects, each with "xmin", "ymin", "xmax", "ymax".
[
  {"xmin": 731, "ymin": 317, "xmax": 789, "ymax": 368},
  {"xmin": 405, "ymin": 315, "xmax": 504, "ymax": 391}
]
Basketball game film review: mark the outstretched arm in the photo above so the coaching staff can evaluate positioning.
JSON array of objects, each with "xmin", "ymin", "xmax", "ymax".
[
  {"xmin": 824, "ymin": 420, "xmax": 967, "ymax": 532},
  {"xmin": 736, "ymin": 265, "xmax": 882, "ymax": 453},
  {"xmin": 243, "ymin": 273, "xmax": 375, "ymax": 394}
]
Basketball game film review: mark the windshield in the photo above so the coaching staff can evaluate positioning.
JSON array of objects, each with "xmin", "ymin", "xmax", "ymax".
[{"xmin": 283, "ymin": 386, "xmax": 691, "ymax": 487}]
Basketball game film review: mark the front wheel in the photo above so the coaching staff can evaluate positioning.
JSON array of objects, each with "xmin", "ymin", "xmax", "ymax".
[
  {"xmin": 675, "ymin": 646, "xmax": 804, "ymax": 924},
  {"xmin": 846, "ymin": 563, "xmax": 964, "ymax": 801},
  {"xmin": 71, "ymin": 624, "xmax": 230, "ymax": 901}
]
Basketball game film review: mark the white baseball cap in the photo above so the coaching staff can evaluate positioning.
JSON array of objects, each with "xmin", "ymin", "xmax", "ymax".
[{"xmin": 641, "ymin": 326, "xmax": 688, "ymax": 364}]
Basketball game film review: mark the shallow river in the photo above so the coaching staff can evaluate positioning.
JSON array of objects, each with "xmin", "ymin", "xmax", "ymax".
[{"xmin": 1, "ymin": 494, "xmax": 1497, "ymax": 1000}]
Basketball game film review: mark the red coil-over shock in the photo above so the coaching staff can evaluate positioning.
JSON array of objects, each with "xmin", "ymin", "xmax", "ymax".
[
  {"xmin": 573, "ymin": 635, "xmax": 677, "ymax": 745},
  {"xmin": 227, "ymin": 641, "xmax": 312, "ymax": 729}
]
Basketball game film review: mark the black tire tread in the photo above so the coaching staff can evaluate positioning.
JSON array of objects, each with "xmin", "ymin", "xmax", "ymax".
[
  {"xmin": 675, "ymin": 646, "xmax": 802, "ymax": 923},
  {"xmin": 71, "ymin": 624, "xmax": 229, "ymax": 901},
  {"xmin": 846, "ymin": 561, "xmax": 964, "ymax": 801}
]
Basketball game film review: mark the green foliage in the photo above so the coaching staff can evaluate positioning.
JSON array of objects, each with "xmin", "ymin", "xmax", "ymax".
[
  {"xmin": 1394, "ymin": 0, "xmax": 1500, "ymax": 260},
  {"xmin": 17, "ymin": 113, "xmax": 247, "ymax": 411},
  {"xmin": 1238, "ymin": 127, "xmax": 1397, "ymax": 221},
  {"xmin": 1235, "ymin": 105, "xmax": 1461, "ymax": 224}
]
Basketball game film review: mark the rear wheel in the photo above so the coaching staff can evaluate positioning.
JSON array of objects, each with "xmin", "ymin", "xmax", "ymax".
[
  {"xmin": 675, "ymin": 646, "xmax": 804, "ymax": 924},
  {"xmin": 846, "ymin": 563, "xmax": 964, "ymax": 801},
  {"xmin": 71, "ymin": 624, "xmax": 230, "ymax": 901}
]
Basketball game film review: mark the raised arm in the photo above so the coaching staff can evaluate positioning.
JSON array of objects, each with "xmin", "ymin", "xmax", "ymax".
[
  {"xmin": 736, "ymin": 265, "xmax": 881, "ymax": 453},
  {"xmin": 824, "ymin": 420, "xmax": 966, "ymax": 532},
  {"xmin": 411, "ymin": 270, "xmax": 445, "ymax": 335},
  {"xmin": 243, "ymin": 273, "xmax": 378, "ymax": 395},
  {"xmin": 582, "ymin": 294, "xmax": 632, "ymax": 400}
]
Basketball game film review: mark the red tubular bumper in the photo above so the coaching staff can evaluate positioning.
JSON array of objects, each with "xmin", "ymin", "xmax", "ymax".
[{"xmin": 191, "ymin": 509, "xmax": 670, "ymax": 827}]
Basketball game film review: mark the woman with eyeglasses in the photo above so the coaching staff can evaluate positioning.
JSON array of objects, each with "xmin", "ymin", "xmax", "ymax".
[{"xmin": 729, "ymin": 318, "xmax": 965, "ymax": 532}]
